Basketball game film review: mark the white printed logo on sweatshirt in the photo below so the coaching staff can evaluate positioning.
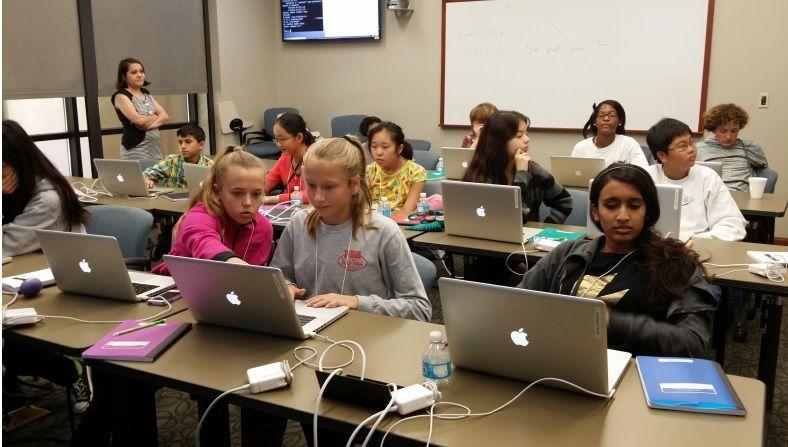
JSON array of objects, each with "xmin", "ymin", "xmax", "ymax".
[{"xmin": 338, "ymin": 250, "xmax": 367, "ymax": 272}]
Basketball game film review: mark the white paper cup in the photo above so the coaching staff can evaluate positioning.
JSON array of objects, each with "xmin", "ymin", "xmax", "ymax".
[{"xmin": 749, "ymin": 177, "xmax": 767, "ymax": 199}]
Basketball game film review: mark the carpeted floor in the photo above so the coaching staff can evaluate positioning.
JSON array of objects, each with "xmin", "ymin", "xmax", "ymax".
[{"xmin": 4, "ymin": 256, "xmax": 786, "ymax": 446}]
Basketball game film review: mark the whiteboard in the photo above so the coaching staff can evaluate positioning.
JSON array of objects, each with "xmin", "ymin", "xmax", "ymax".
[{"xmin": 442, "ymin": 0, "xmax": 713, "ymax": 131}]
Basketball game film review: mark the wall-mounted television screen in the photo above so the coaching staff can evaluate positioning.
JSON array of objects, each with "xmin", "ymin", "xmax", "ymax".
[{"xmin": 281, "ymin": 0, "xmax": 381, "ymax": 42}]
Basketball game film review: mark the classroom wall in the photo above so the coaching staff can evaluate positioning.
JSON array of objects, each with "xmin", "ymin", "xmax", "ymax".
[
  {"xmin": 208, "ymin": 0, "xmax": 277, "ymax": 149},
  {"xmin": 211, "ymin": 0, "xmax": 787, "ymax": 236}
]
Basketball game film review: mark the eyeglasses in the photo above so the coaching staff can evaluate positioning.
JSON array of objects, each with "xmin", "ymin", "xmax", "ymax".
[
  {"xmin": 667, "ymin": 140, "xmax": 696, "ymax": 153},
  {"xmin": 273, "ymin": 135, "xmax": 295, "ymax": 145},
  {"xmin": 596, "ymin": 112, "xmax": 618, "ymax": 120}
]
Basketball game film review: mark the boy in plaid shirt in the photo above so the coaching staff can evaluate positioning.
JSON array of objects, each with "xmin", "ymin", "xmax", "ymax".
[{"xmin": 144, "ymin": 124, "xmax": 212, "ymax": 188}]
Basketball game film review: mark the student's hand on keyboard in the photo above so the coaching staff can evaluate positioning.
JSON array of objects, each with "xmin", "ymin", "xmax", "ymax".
[
  {"xmin": 306, "ymin": 293, "xmax": 358, "ymax": 309},
  {"xmin": 145, "ymin": 178, "xmax": 155, "ymax": 188},
  {"xmin": 225, "ymin": 257, "xmax": 248, "ymax": 265},
  {"xmin": 286, "ymin": 284, "xmax": 306, "ymax": 300}
]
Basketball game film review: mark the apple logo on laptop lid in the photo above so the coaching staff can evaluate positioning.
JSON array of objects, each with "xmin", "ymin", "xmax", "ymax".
[
  {"xmin": 226, "ymin": 290, "xmax": 241, "ymax": 305},
  {"xmin": 79, "ymin": 258, "xmax": 92, "ymax": 273},
  {"xmin": 476, "ymin": 205, "xmax": 486, "ymax": 218},
  {"xmin": 116, "ymin": 173, "xmax": 125, "ymax": 183},
  {"xmin": 510, "ymin": 328, "xmax": 529, "ymax": 347}
]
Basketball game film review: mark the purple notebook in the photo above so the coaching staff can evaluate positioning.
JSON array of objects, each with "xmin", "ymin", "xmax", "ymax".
[{"xmin": 83, "ymin": 320, "xmax": 190, "ymax": 362}]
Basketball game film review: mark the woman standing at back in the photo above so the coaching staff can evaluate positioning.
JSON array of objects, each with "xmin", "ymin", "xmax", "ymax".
[{"xmin": 111, "ymin": 57, "xmax": 169, "ymax": 160}]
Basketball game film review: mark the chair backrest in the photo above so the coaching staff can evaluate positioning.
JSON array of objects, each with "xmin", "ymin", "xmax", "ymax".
[
  {"xmin": 331, "ymin": 115, "xmax": 367, "ymax": 139},
  {"xmin": 755, "ymin": 166, "xmax": 778, "ymax": 194},
  {"xmin": 85, "ymin": 205, "xmax": 153, "ymax": 259},
  {"xmin": 407, "ymin": 139, "xmax": 432, "ymax": 152},
  {"xmin": 412, "ymin": 150, "xmax": 439, "ymax": 171},
  {"xmin": 640, "ymin": 145, "xmax": 654, "ymax": 164},
  {"xmin": 540, "ymin": 188, "xmax": 588, "ymax": 227},
  {"xmin": 137, "ymin": 159, "xmax": 159, "ymax": 171},
  {"xmin": 263, "ymin": 107, "xmax": 299, "ymax": 136}
]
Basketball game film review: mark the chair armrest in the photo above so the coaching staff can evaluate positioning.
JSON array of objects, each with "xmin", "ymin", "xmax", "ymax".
[{"xmin": 243, "ymin": 130, "xmax": 271, "ymax": 145}]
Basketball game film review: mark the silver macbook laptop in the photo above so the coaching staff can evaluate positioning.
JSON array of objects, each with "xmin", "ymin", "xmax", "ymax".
[
  {"xmin": 184, "ymin": 163, "xmax": 210, "ymax": 198},
  {"xmin": 443, "ymin": 180, "xmax": 537, "ymax": 243},
  {"xmin": 696, "ymin": 161, "xmax": 722, "ymax": 178},
  {"xmin": 439, "ymin": 278, "xmax": 631, "ymax": 397},
  {"xmin": 163, "ymin": 255, "xmax": 347, "ymax": 339},
  {"xmin": 94, "ymin": 159, "xmax": 173, "ymax": 197},
  {"xmin": 441, "ymin": 147, "xmax": 474, "ymax": 180},
  {"xmin": 586, "ymin": 180, "xmax": 683, "ymax": 240},
  {"xmin": 36, "ymin": 230, "xmax": 175, "ymax": 301},
  {"xmin": 550, "ymin": 156, "xmax": 605, "ymax": 188}
]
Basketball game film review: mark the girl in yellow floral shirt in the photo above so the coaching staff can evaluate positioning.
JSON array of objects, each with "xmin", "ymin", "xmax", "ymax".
[{"xmin": 365, "ymin": 122, "xmax": 426, "ymax": 215}]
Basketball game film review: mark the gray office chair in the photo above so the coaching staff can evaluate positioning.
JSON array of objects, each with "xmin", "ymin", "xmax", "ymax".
[
  {"xmin": 85, "ymin": 205, "xmax": 154, "ymax": 270},
  {"xmin": 331, "ymin": 114, "xmax": 367, "ymax": 139},
  {"xmin": 640, "ymin": 145, "xmax": 654, "ymax": 164},
  {"xmin": 540, "ymin": 188, "xmax": 588, "ymax": 227},
  {"xmin": 244, "ymin": 107, "xmax": 299, "ymax": 159},
  {"xmin": 407, "ymin": 139, "xmax": 432, "ymax": 152},
  {"xmin": 137, "ymin": 159, "xmax": 159, "ymax": 171},
  {"xmin": 413, "ymin": 150, "xmax": 439, "ymax": 170},
  {"xmin": 755, "ymin": 167, "xmax": 778, "ymax": 193}
]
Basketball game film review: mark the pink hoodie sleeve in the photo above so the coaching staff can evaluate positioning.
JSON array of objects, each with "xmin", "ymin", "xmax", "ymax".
[{"xmin": 178, "ymin": 208, "xmax": 234, "ymax": 260}]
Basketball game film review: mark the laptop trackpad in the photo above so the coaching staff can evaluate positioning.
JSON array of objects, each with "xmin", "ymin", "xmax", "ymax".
[{"xmin": 607, "ymin": 349, "xmax": 632, "ymax": 393}]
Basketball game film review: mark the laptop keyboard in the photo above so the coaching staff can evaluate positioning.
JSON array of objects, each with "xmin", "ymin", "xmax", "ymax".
[
  {"xmin": 297, "ymin": 314, "xmax": 316, "ymax": 326},
  {"xmin": 133, "ymin": 283, "xmax": 158, "ymax": 295}
]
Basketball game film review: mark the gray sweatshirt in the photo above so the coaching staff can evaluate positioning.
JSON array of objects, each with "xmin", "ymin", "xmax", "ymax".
[
  {"xmin": 3, "ymin": 178, "xmax": 86, "ymax": 257},
  {"xmin": 271, "ymin": 211, "xmax": 431, "ymax": 322}
]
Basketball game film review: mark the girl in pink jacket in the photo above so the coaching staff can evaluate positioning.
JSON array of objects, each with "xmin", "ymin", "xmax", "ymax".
[{"xmin": 153, "ymin": 146, "xmax": 273, "ymax": 275}]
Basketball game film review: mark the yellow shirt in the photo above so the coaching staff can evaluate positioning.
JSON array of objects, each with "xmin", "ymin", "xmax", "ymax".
[{"xmin": 366, "ymin": 159, "xmax": 426, "ymax": 209}]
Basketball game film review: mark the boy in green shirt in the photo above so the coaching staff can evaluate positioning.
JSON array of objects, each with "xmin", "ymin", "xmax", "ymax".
[{"xmin": 144, "ymin": 124, "xmax": 212, "ymax": 188}]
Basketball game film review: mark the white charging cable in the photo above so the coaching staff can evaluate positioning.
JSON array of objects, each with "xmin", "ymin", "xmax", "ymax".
[
  {"xmin": 379, "ymin": 377, "xmax": 609, "ymax": 446},
  {"xmin": 504, "ymin": 241, "xmax": 536, "ymax": 276},
  {"xmin": 2, "ymin": 296, "xmax": 173, "ymax": 326},
  {"xmin": 347, "ymin": 384, "xmax": 399, "ymax": 447},
  {"xmin": 194, "ymin": 383, "xmax": 251, "ymax": 447},
  {"xmin": 260, "ymin": 200, "xmax": 298, "ymax": 223},
  {"xmin": 704, "ymin": 261, "xmax": 785, "ymax": 283}
]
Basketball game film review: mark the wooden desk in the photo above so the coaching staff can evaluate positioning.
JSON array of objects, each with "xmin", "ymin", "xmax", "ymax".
[
  {"xmin": 87, "ymin": 311, "xmax": 765, "ymax": 447},
  {"xmin": 730, "ymin": 191, "xmax": 788, "ymax": 244},
  {"xmin": 2, "ymin": 252, "xmax": 187, "ymax": 356}
]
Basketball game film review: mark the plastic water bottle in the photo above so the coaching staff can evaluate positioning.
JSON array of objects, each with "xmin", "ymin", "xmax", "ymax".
[
  {"xmin": 379, "ymin": 197, "xmax": 392, "ymax": 218},
  {"xmin": 290, "ymin": 186, "xmax": 303, "ymax": 210},
  {"xmin": 371, "ymin": 203, "xmax": 379, "ymax": 215},
  {"xmin": 436, "ymin": 157, "xmax": 445, "ymax": 175},
  {"xmin": 422, "ymin": 331, "xmax": 452, "ymax": 387},
  {"xmin": 417, "ymin": 192, "xmax": 429, "ymax": 214}
]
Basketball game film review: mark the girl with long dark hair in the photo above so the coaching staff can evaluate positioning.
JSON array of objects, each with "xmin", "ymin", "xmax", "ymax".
[
  {"xmin": 463, "ymin": 110, "xmax": 572, "ymax": 223},
  {"xmin": 519, "ymin": 163, "xmax": 717, "ymax": 357},
  {"xmin": 2, "ymin": 120, "xmax": 89, "ymax": 256}
]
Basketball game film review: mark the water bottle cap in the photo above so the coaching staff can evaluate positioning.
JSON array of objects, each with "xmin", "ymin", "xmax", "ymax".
[
  {"xmin": 429, "ymin": 331, "xmax": 443, "ymax": 342},
  {"xmin": 294, "ymin": 186, "xmax": 299, "ymax": 191},
  {"xmin": 420, "ymin": 192, "xmax": 426, "ymax": 198}
]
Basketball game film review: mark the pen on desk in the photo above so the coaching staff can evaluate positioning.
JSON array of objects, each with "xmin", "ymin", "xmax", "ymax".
[{"xmin": 114, "ymin": 319, "xmax": 166, "ymax": 336}]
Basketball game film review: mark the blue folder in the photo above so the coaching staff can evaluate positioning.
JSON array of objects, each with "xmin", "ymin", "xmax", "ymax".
[{"xmin": 635, "ymin": 356, "xmax": 746, "ymax": 416}]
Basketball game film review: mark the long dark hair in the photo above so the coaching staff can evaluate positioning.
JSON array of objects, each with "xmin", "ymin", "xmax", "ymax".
[
  {"xmin": 589, "ymin": 163, "xmax": 704, "ymax": 309},
  {"xmin": 463, "ymin": 111, "xmax": 530, "ymax": 185},
  {"xmin": 367, "ymin": 122, "xmax": 413, "ymax": 160},
  {"xmin": 2, "ymin": 120, "xmax": 89, "ymax": 228},
  {"xmin": 115, "ymin": 58, "xmax": 151, "ymax": 90},
  {"xmin": 275, "ymin": 112, "xmax": 315, "ymax": 147},
  {"xmin": 582, "ymin": 100, "xmax": 626, "ymax": 138}
]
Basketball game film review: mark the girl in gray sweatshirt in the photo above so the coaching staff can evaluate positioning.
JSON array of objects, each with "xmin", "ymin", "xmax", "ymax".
[{"xmin": 270, "ymin": 136, "xmax": 431, "ymax": 322}]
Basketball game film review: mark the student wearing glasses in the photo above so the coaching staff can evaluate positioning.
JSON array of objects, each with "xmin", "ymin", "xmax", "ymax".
[
  {"xmin": 263, "ymin": 112, "xmax": 314, "ymax": 205},
  {"xmin": 646, "ymin": 118, "xmax": 746, "ymax": 242},
  {"xmin": 571, "ymin": 100, "xmax": 649, "ymax": 169}
]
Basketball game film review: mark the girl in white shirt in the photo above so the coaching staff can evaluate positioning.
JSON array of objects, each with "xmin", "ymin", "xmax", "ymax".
[{"xmin": 572, "ymin": 100, "xmax": 650, "ymax": 170}]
